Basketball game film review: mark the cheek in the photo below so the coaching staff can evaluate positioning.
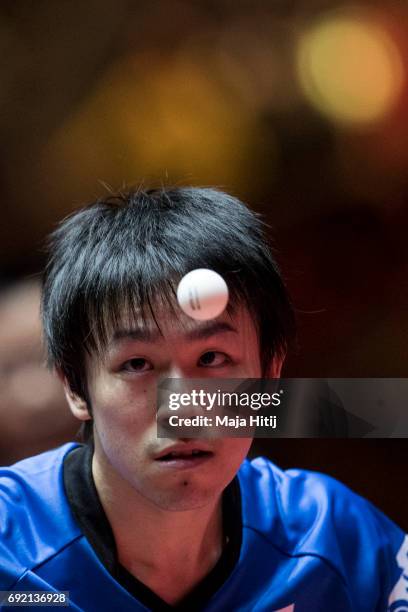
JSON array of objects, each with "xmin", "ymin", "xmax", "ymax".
[
  {"xmin": 90, "ymin": 376, "xmax": 156, "ymax": 434},
  {"xmin": 232, "ymin": 354, "xmax": 261, "ymax": 379},
  {"xmin": 238, "ymin": 330, "xmax": 262, "ymax": 377},
  {"xmin": 217, "ymin": 438, "xmax": 252, "ymax": 475},
  {"xmin": 234, "ymin": 362, "xmax": 261, "ymax": 379}
]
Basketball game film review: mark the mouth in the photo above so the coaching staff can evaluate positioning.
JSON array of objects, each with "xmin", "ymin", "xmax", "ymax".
[
  {"xmin": 156, "ymin": 448, "xmax": 212, "ymax": 461},
  {"xmin": 154, "ymin": 446, "xmax": 214, "ymax": 469}
]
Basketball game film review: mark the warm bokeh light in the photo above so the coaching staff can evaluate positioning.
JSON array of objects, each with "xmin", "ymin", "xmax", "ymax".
[
  {"xmin": 37, "ymin": 52, "xmax": 263, "ymax": 206},
  {"xmin": 296, "ymin": 12, "xmax": 405, "ymax": 126},
  {"xmin": 1, "ymin": 0, "xmax": 407, "ymax": 388}
]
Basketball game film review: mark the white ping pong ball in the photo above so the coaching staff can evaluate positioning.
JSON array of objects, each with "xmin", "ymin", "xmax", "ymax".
[{"xmin": 177, "ymin": 269, "xmax": 229, "ymax": 321}]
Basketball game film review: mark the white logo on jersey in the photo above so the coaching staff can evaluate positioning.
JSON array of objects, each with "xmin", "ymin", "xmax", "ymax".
[
  {"xmin": 388, "ymin": 534, "xmax": 408, "ymax": 611},
  {"xmin": 274, "ymin": 606, "xmax": 295, "ymax": 612}
]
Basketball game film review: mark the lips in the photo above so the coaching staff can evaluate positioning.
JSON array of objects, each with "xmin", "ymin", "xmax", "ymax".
[
  {"xmin": 157, "ymin": 449, "xmax": 212, "ymax": 461},
  {"xmin": 155, "ymin": 443, "xmax": 213, "ymax": 462}
]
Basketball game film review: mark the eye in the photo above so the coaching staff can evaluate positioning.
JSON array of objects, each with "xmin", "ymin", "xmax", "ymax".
[
  {"xmin": 198, "ymin": 351, "xmax": 230, "ymax": 368},
  {"xmin": 121, "ymin": 358, "xmax": 152, "ymax": 373}
]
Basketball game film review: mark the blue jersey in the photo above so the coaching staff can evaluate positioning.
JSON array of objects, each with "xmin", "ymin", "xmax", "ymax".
[{"xmin": 0, "ymin": 443, "xmax": 407, "ymax": 611}]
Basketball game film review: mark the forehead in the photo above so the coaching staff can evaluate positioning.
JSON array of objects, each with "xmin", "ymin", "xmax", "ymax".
[{"xmin": 105, "ymin": 302, "xmax": 258, "ymax": 349}]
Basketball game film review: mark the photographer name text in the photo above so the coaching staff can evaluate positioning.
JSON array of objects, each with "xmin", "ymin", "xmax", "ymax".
[{"xmin": 168, "ymin": 414, "xmax": 277, "ymax": 429}]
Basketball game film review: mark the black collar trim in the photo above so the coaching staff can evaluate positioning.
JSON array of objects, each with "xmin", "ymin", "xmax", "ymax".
[{"xmin": 63, "ymin": 444, "xmax": 242, "ymax": 611}]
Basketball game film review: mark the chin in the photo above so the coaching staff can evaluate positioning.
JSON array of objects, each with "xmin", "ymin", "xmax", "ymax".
[{"xmin": 146, "ymin": 479, "xmax": 223, "ymax": 512}]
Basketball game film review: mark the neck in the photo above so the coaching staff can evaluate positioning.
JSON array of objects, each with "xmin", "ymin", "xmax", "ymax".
[{"xmin": 92, "ymin": 450, "xmax": 225, "ymax": 603}]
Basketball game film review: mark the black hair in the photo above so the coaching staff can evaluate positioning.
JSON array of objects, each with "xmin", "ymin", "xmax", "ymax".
[{"xmin": 41, "ymin": 187, "xmax": 295, "ymax": 440}]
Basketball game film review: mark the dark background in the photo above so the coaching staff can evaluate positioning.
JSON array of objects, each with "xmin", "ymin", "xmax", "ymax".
[{"xmin": 0, "ymin": 1, "xmax": 407, "ymax": 529}]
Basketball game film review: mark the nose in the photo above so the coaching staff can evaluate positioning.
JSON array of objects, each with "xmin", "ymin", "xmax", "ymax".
[
  {"xmin": 164, "ymin": 364, "xmax": 185, "ymax": 380},
  {"xmin": 156, "ymin": 374, "xmax": 208, "ymax": 439}
]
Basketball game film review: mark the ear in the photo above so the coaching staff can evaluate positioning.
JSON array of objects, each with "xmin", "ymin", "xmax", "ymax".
[
  {"xmin": 269, "ymin": 355, "xmax": 284, "ymax": 379},
  {"xmin": 56, "ymin": 369, "xmax": 91, "ymax": 422}
]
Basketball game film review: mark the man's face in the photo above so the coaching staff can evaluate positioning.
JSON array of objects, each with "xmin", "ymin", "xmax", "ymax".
[{"xmin": 70, "ymin": 303, "xmax": 279, "ymax": 511}]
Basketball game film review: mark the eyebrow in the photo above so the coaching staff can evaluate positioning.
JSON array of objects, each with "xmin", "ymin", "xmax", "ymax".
[{"xmin": 111, "ymin": 321, "xmax": 237, "ymax": 346}]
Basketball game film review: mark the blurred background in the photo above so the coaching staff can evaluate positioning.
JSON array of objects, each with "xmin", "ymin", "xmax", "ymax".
[{"xmin": 0, "ymin": 1, "xmax": 407, "ymax": 526}]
